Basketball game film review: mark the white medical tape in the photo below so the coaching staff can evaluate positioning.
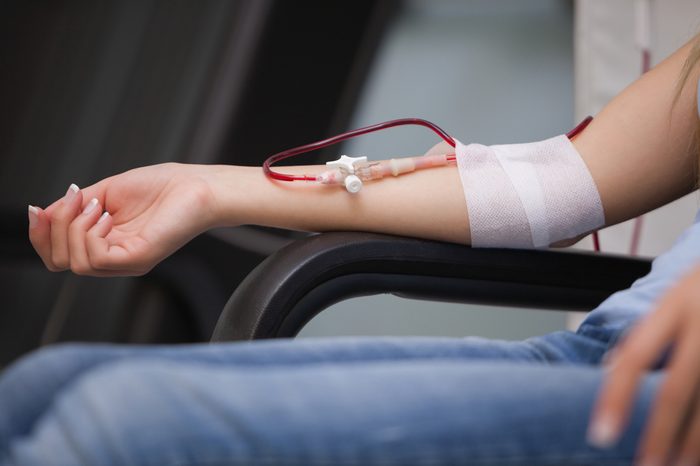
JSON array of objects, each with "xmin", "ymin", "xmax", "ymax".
[
  {"xmin": 491, "ymin": 143, "xmax": 550, "ymax": 247},
  {"xmin": 455, "ymin": 135, "xmax": 605, "ymax": 248}
]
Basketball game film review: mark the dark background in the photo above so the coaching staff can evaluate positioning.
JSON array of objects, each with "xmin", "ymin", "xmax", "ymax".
[{"xmin": 0, "ymin": 0, "xmax": 399, "ymax": 366}]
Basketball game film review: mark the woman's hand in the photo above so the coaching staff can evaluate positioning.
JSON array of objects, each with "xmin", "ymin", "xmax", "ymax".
[
  {"xmin": 28, "ymin": 163, "xmax": 224, "ymax": 276},
  {"xmin": 589, "ymin": 264, "xmax": 700, "ymax": 465}
]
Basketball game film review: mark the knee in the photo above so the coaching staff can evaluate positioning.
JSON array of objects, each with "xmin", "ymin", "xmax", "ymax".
[
  {"xmin": 61, "ymin": 358, "xmax": 169, "ymax": 420},
  {"xmin": 0, "ymin": 360, "xmax": 174, "ymax": 464},
  {"xmin": 1, "ymin": 343, "xmax": 96, "ymax": 388},
  {"xmin": 0, "ymin": 344, "xmax": 104, "ymax": 454},
  {"xmin": 33, "ymin": 360, "xmax": 202, "ymax": 465}
]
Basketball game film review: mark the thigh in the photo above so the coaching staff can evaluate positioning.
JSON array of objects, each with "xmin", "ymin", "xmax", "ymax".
[
  {"xmin": 0, "ymin": 331, "xmax": 609, "ymax": 450},
  {"xmin": 4, "ymin": 356, "xmax": 657, "ymax": 466}
]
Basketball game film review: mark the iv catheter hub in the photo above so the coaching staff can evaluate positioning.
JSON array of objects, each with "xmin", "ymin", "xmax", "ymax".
[{"xmin": 319, "ymin": 153, "xmax": 453, "ymax": 193}]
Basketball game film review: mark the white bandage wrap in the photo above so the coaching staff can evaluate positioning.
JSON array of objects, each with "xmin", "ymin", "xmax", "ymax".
[{"xmin": 455, "ymin": 135, "xmax": 604, "ymax": 248}]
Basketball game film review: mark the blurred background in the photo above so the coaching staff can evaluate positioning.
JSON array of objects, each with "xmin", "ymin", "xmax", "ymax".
[{"xmin": 1, "ymin": 0, "xmax": 699, "ymax": 367}]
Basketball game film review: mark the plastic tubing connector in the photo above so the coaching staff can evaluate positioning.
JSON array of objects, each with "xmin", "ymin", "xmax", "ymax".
[{"xmin": 344, "ymin": 175, "xmax": 363, "ymax": 193}]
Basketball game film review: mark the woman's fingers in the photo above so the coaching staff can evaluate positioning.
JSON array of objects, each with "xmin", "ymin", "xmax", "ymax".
[
  {"xmin": 588, "ymin": 302, "xmax": 679, "ymax": 447},
  {"xmin": 589, "ymin": 266, "xmax": 700, "ymax": 466},
  {"xmin": 49, "ymin": 184, "xmax": 83, "ymax": 270},
  {"xmin": 85, "ymin": 212, "xmax": 134, "ymax": 275},
  {"xmin": 637, "ymin": 318, "xmax": 700, "ymax": 465},
  {"xmin": 28, "ymin": 205, "xmax": 59, "ymax": 271},
  {"xmin": 67, "ymin": 197, "xmax": 103, "ymax": 275},
  {"xmin": 29, "ymin": 183, "xmax": 113, "ymax": 274}
]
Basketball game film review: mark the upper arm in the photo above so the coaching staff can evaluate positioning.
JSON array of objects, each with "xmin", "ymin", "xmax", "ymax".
[{"xmin": 573, "ymin": 36, "xmax": 700, "ymax": 228}]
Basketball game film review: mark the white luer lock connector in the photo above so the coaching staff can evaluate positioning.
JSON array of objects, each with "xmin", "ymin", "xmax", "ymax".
[
  {"xmin": 344, "ymin": 175, "xmax": 363, "ymax": 193},
  {"xmin": 455, "ymin": 135, "xmax": 605, "ymax": 248},
  {"xmin": 324, "ymin": 155, "xmax": 367, "ymax": 193}
]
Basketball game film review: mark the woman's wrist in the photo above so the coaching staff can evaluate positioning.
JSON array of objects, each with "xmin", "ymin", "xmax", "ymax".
[
  {"xmin": 202, "ymin": 164, "xmax": 246, "ymax": 229},
  {"xmin": 203, "ymin": 162, "xmax": 328, "ymax": 231}
]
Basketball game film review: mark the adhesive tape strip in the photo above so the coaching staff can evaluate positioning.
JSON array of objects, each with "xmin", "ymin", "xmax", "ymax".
[{"xmin": 455, "ymin": 135, "xmax": 604, "ymax": 248}]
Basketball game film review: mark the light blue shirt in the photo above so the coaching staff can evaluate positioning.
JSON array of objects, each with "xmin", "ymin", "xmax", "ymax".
[{"xmin": 583, "ymin": 208, "xmax": 700, "ymax": 340}]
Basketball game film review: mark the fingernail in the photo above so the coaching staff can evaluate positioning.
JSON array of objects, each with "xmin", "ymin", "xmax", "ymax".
[
  {"xmin": 82, "ymin": 198, "xmax": 98, "ymax": 215},
  {"xmin": 587, "ymin": 414, "xmax": 618, "ymax": 448},
  {"xmin": 28, "ymin": 205, "xmax": 39, "ymax": 229},
  {"xmin": 64, "ymin": 183, "xmax": 79, "ymax": 202},
  {"xmin": 97, "ymin": 212, "xmax": 110, "ymax": 224}
]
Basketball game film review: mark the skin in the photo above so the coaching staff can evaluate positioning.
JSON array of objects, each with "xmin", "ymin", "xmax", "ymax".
[{"xmin": 27, "ymin": 36, "xmax": 700, "ymax": 466}]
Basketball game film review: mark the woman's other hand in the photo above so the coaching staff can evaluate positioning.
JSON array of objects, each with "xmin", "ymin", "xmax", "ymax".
[
  {"xmin": 589, "ymin": 264, "xmax": 700, "ymax": 465},
  {"xmin": 27, "ymin": 163, "xmax": 223, "ymax": 276}
]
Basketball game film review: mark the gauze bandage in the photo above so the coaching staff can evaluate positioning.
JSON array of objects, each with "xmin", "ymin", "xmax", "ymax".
[{"xmin": 456, "ymin": 135, "xmax": 604, "ymax": 248}]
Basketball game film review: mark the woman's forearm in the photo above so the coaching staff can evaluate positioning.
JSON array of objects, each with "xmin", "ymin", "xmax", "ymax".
[{"xmin": 208, "ymin": 162, "xmax": 471, "ymax": 244}]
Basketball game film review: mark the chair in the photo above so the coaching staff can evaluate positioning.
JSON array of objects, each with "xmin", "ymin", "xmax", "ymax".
[{"xmin": 211, "ymin": 232, "xmax": 652, "ymax": 342}]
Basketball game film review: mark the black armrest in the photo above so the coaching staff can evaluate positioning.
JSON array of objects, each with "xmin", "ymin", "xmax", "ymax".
[{"xmin": 211, "ymin": 232, "xmax": 652, "ymax": 342}]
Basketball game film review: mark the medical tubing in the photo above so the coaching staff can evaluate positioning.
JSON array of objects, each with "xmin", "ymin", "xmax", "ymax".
[
  {"xmin": 262, "ymin": 118, "xmax": 456, "ymax": 182},
  {"xmin": 566, "ymin": 116, "xmax": 593, "ymax": 140},
  {"xmin": 261, "ymin": 115, "xmax": 599, "ymax": 251}
]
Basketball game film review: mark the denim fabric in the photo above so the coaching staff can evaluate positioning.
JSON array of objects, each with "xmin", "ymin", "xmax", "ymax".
[
  {"xmin": 1, "ymin": 334, "xmax": 652, "ymax": 466},
  {"xmin": 0, "ymin": 211, "xmax": 698, "ymax": 465}
]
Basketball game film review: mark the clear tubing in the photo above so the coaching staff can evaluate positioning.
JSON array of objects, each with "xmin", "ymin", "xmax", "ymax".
[
  {"xmin": 263, "ymin": 118, "xmax": 456, "ymax": 182},
  {"xmin": 263, "ymin": 117, "xmax": 593, "ymax": 182}
]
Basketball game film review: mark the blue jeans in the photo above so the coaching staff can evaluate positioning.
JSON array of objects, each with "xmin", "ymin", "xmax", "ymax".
[
  {"xmin": 5, "ymin": 211, "xmax": 698, "ymax": 465},
  {"xmin": 0, "ymin": 325, "xmax": 661, "ymax": 466}
]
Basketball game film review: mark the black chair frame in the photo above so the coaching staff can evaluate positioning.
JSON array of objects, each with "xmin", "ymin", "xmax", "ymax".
[{"xmin": 212, "ymin": 232, "xmax": 652, "ymax": 342}]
